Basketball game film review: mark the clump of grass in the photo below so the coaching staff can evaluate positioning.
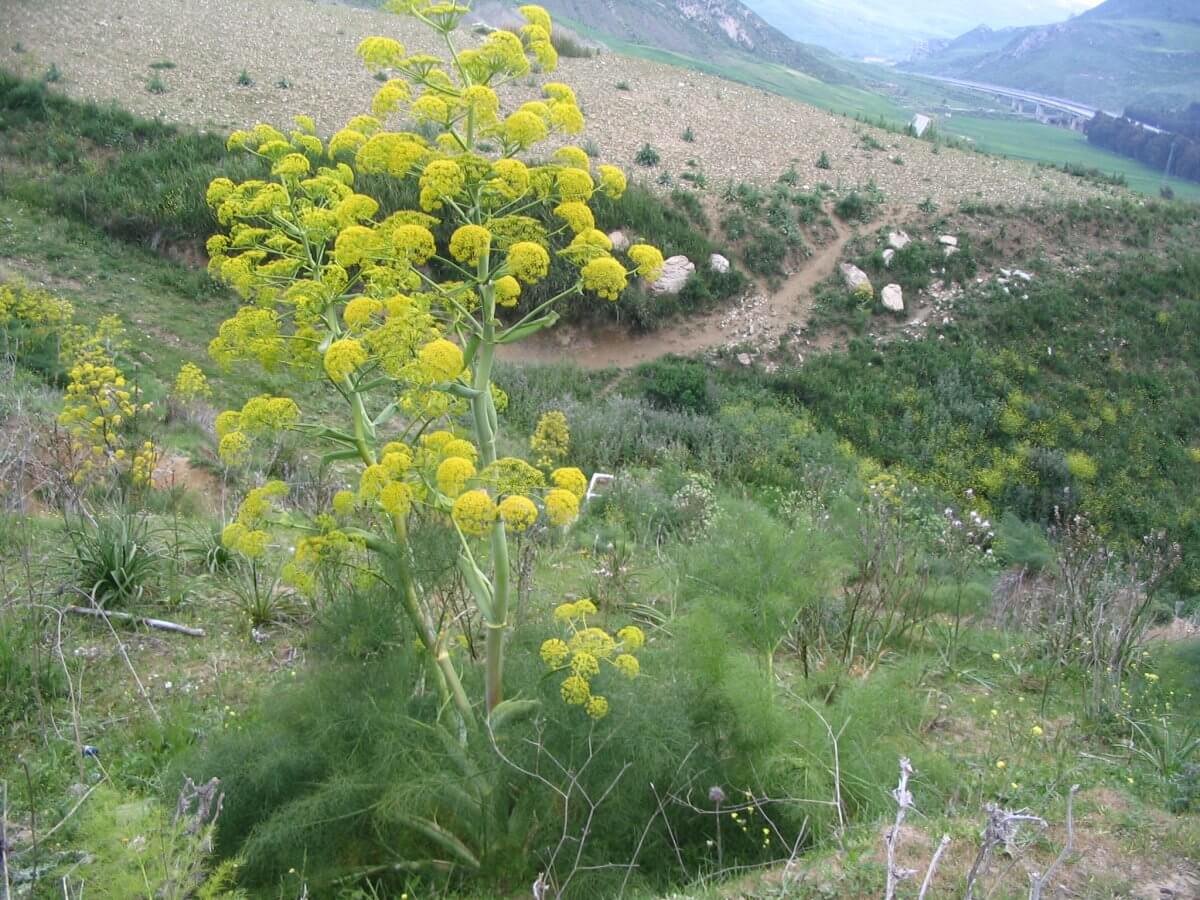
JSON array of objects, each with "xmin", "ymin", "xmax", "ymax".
[
  {"xmin": 236, "ymin": 69, "xmax": 253, "ymax": 87},
  {"xmin": 860, "ymin": 134, "xmax": 885, "ymax": 152},
  {"xmin": 679, "ymin": 170, "xmax": 706, "ymax": 189},
  {"xmin": 635, "ymin": 143, "xmax": 660, "ymax": 167},
  {"xmin": 275, "ymin": 77, "xmax": 291, "ymax": 89},
  {"xmin": 43, "ymin": 63, "xmax": 63, "ymax": 84},
  {"xmin": 148, "ymin": 60, "xmax": 176, "ymax": 70},
  {"xmin": 681, "ymin": 126, "xmax": 695, "ymax": 143},
  {"xmin": 147, "ymin": 75, "xmax": 166, "ymax": 94},
  {"xmin": 816, "ymin": 150, "xmax": 831, "ymax": 170},
  {"xmin": 615, "ymin": 80, "xmax": 631, "ymax": 91},
  {"xmin": 67, "ymin": 513, "xmax": 161, "ymax": 609},
  {"xmin": 550, "ymin": 29, "xmax": 595, "ymax": 59}
]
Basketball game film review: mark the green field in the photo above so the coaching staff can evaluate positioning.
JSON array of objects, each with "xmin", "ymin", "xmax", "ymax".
[{"xmin": 944, "ymin": 115, "xmax": 1200, "ymax": 201}]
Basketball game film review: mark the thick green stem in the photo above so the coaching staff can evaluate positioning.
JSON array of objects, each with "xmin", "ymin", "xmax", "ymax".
[
  {"xmin": 350, "ymin": 388, "xmax": 474, "ymax": 724},
  {"xmin": 470, "ymin": 270, "xmax": 512, "ymax": 713}
]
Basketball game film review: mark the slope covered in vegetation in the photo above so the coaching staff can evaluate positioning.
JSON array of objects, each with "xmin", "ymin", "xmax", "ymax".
[{"xmin": 1, "ymin": 4, "xmax": 1199, "ymax": 899}]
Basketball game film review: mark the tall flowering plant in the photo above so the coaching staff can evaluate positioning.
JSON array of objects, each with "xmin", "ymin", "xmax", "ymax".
[{"xmin": 202, "ymin": 1, "xmax": 662, "ymax": 723}]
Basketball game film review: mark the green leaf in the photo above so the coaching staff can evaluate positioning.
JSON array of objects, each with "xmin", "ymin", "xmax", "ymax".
[
  {"xmin": 318, "ymin": 448, "xmax": 362, "ymax": 472},
  {"xmin": 496, "ymin": 312, "xmax": 559, "ymax": 345},
  {"xmin": 487, "ymin": 698, "xmax": 540, "ymax": 732}
]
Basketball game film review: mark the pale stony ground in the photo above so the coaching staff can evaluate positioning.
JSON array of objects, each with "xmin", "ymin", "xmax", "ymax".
[{"xmin": 0, "ymin": 0, "xmax": 1115, "ymax": 208}]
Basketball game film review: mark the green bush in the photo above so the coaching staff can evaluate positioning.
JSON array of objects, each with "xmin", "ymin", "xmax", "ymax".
[
  {"xmin": 635, "ymin": 143, "xmax": 660, "ymax": 166},
  {"xmin": 635, "ymin": 356, "xmax": 714, "ymax": 414}
]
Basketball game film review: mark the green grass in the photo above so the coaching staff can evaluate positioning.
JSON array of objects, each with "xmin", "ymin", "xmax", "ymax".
[{"xmin": 945, "ymin": 115, "xmax": 1200, "ymax": 201}]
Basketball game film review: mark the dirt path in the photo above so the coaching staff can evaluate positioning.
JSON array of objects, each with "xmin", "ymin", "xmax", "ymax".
[{"xmin": 505, "ymin": 217, "xmax": 856, "ymax": 369}]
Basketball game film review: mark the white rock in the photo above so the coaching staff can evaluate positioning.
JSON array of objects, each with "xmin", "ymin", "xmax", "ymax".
[
  {"xmin": 881, "ymin": 283, "xmax": 904, "ymax": 312},
  {"xmin": 736, "ymin": 353, "xmax": 753, "ymax": 367},
  {"xmin": 1013, "ymin": 269, "xmax": 1034, "ymax": 282},
  {"xmin": 882, "ymin": 248, "xmax": 895, "ymax": 267},
  {"xmin": 608, "ymin": 230, "xmax": 630, "ymax": 252},
  {"xmin": 943, "ymin": 245, "xmax": 958, "ymax": 257},
  {"xmin": 888, "ymin": 231, "xmax": 911, "ymax": 250},
  {"xmin": 648, "ymin": 255, "xmax": 695, "ymax": 295},
  {"xmin": 938, "ymin": 235, "xmax": 958, "ymax": 247},
  {"xmin": 839, "ymin": 263, "xmax": 871, "ymax": 290},
  {"xmin": 709, "ymin": 253, "xmax": 731, "ymax": 274}
]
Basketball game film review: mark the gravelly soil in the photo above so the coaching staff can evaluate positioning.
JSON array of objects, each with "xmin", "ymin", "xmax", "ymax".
[{"xmin": 1, "ymin": 0, "xmax": 1114, "ymax": 208}]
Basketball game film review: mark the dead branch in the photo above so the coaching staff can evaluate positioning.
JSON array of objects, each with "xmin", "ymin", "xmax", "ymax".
[
  {"xmin": 884, "ymin": 757, "xmax": 917, "ymax": 900},
  {"xmin": 964, "ymin": 804, "xmax": 1048, "ymax": 900},
  {"xmin": 917, "ymin": 834, "xmax": 951, "ymax": 900},
  {"xmin": 1028, "ymin": 785, "xmax": 1079, "ymax": 900},
  {"xmin": 64, "ymin": 605, "xmax": 205, "ymax": 637}
]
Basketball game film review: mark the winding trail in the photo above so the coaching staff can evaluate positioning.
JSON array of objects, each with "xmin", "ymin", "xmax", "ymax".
[{"xmin": 502, "ymin": 217, "xmax": 856, "ymax": 370}]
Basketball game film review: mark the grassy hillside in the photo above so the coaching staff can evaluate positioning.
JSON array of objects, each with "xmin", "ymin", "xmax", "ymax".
[
  {"xmin": 532, "ymin": 0, "xmax": 853, "ymax": 85},
  {"xmin": 907, "ymin": 1, "xmax": 1200, "ymax": 112}
]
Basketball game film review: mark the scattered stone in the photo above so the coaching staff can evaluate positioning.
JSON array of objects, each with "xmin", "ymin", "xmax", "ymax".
[
  {"xmin": 1013, "ymin": 269, "xmax": 1034, "ymax": 282},
  {"xmin": 647, "ymin": 255, "xmax": 695, "ymax": 295},
  {"xmin": 882, "ymin": 248, "xmax": 895, "ymax": 267},
  {"xmin": 881, "ymin": 283, "xmax": 904, "ymax": 312},
  {"xmin": 839, "ymin": 262, "xmax": 871, "ymax": 291},
  {"xmin": 608, "ymin": 230, "xmax": 630, "ymax": 252},
  {"xmin": 736, "ymin": 352, "xmax": 753, "ymax": 367},
  {"xmin": 943, "ymin": 245, "xmax": 958, "ymax": 257},
  {"xmin": 938, "ymin": 235, "xmax": 958, "ymax": 247},
  {"xmin": 888, "ymin": 231, "xmax": 911, "ymax": 250},
  {"xmin": 709, "ymin": 253, "xmax": 731, "ymax": 274}
]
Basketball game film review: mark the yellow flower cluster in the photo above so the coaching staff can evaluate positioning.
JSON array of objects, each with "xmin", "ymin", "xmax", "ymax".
[
  {"xmin": 222, "ymin": 480, "xmax": 288, "ymax": 559},
  {"xmin": 216, "ymin": 395, "xmax": 301, "ymax": 465},
  {"xmin": 58, "ymin": 352, "xmax": 157, "ymax": 487},
  {"xmin": 540, "ymin": 599, "xmax": 645, "ymax": 719},
  {"xmin": 172, "ymin": 362, "xmax": 212, "ymax": 404},
  {"xmin": 531, "ymin": 410, "xmax": 570, "ymax": 468},
  {"xmin": 0, "ymin": 281, "xmax": 74, "ymax": 337}
]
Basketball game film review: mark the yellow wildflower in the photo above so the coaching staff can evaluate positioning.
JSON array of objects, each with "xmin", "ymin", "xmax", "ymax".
[
  {"xmin": 560, "ymin": 674, "xmax": 590, "ymax": 705},
  {"xmin": 436, "ymin": 456, "xmax": 475, "ymax": 497},
  {"xmin": 498, "ymin": 494, "xmax": 538, "ymax": 532},
  {"xmin": 451, "ymin": 490, "xmax": 497, "ymax": 536},
  {"xmin": 449, "ymin": 224, "xmax": 492, "ymax": 266},
  {"xmin": 418, "ymin": 338, "xmax": 464, "ymax": 381},
  {"xmin": 540, "ymin": 638, "xmax": 570, "ymax": 668},
  {"xmin": 551, "ymin": 467, "xmax": 587, "ymax": 499},
  {"xmin": 585, "ymin": 695, "xmax": 609, "ymax": 719},
  {"xmin": 507, "ymin": 241, "xmax": 551, "ymax": 284},
  {"xmin": 581, "ymin": 257, "xmax": 628, "ymax": 301},
  {"xmin": 323, "ymin": 338, "xmax": 368, "ymax": 380}
]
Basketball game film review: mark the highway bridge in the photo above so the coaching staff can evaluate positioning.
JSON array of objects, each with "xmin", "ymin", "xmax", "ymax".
[{"xmin": 909, "ymin": 74, "xmax": 1124, "ymax": 131}]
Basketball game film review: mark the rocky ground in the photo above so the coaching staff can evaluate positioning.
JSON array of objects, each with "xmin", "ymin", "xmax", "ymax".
[{"xmin": 1, "ymin": 0, "xmax": 1116, "ymax": 208}]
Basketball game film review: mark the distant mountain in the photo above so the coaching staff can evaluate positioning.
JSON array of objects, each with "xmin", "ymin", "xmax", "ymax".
[
  {"xmin": 741, "ymin": 0, "xmax": 1103, "ymax": 62},
  {"xmin": 527, "ymin": 0, "xmax": 853, "ymax": 83},
  {"xmin": 906, "ymin": 0, "xmax": 1200, "ymax": 111}
]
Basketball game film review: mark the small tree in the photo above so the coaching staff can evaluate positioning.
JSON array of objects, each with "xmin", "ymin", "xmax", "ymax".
[{"xmin": 202, "ymin": 2, "xmax": 662, "ymax": 725}]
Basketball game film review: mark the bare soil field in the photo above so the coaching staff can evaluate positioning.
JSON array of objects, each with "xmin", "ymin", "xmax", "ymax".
[{"xmin": 1, "ymin": 0, "xmax": 1112, "ymax": 208}]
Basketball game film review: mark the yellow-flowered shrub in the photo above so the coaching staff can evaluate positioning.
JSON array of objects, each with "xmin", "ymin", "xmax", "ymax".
[
  {"xmin": 50, "ymin": 311, "xmax": 159, "ymax": 493},
  {"xmin": 195, "ymin": 3, "xmax": 659, "ymax": 722},
  {"xmin": 540, "ymin": 599, "xmax": 644, "ymax": 718}
]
